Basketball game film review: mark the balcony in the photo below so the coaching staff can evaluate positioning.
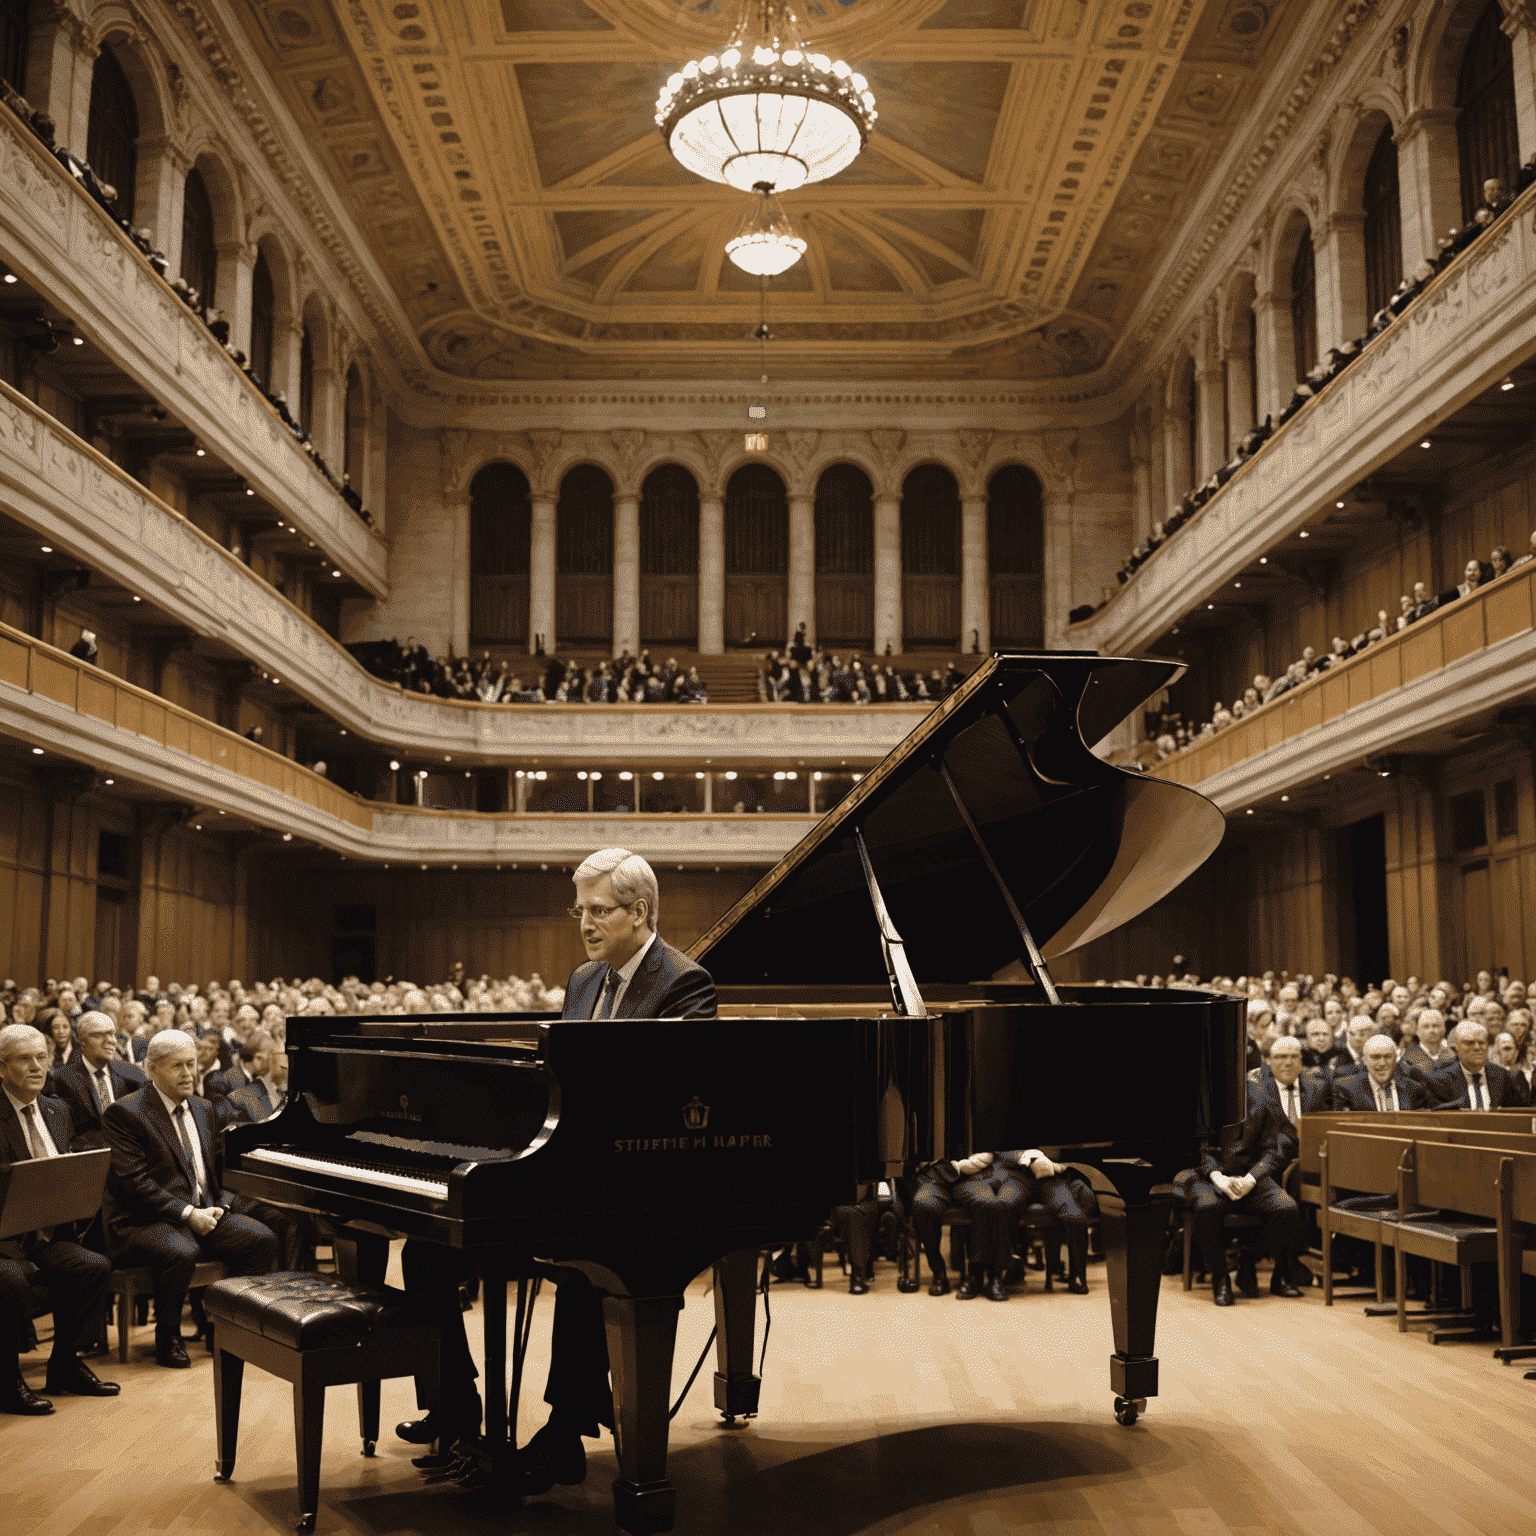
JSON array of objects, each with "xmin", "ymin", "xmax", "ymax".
[
  {"xmin": 0, "ymin": 623, "xmax": 816, "ymax": 864},
  {"xmin": 0, "ymin": 107, "xmax": 388, "ymax": 597},
  {"xmin": 1150, "ymin": 567, "xmax": 1536, "ymax": 811},
  {"xmin": 1070, "ymin": 181, "xmax": 1536, "ymax": 660}
]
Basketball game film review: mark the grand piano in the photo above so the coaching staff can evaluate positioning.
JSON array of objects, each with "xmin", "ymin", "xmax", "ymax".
[{"xmin": 225, "ymin": 650, "xmax": 1246, "ymax": 1534}]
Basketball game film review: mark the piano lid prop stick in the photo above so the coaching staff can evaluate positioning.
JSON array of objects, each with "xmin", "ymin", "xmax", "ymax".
[
  {"xmin": 938, "ymin": 761, "xmax": 1063, "ymax": 1006},
  {"xmin": 854, "ymin": 826, "xmax": 929, "ymax": 1018}
]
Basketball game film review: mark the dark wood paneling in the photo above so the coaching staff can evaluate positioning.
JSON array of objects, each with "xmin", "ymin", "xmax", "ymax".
[
  {"xmin": 556, "ymin": 573, "xmax": 612, "ymax": 645},
  {"xmin": 1363, "ymin": 123, "xmax": 1401, "ymax": 318},
  {"xmin": 725, "ymin": 465, "xmax": 788, "ymax": 574},
  {"xmin": 641, "ymin": 574, "xmax": 698, "ymax": 645},
  {"xmin": 557, "ymin": 464, "xmax": 614, "ymax": 575},
  {"xmin": 726, "ymin": 575, "xmax": 786, "ymax": 649},
  {"xmin": 641, "ymin": 465, "xmax": 699, "ymax": 575},
  {"xmin": 989, "ymin": 573, "xmax": 1043, "ymax": 649},
  {"xmin": 902, "ymin": 574, "xmax": 960, "ymax": 648},
  {"xmin": 816, "ymin": 575, "xmax": 873, "ymax": 649},
  {"xmin": 471, "ymin": 576, "xmax": 529, "ymax": 644}
]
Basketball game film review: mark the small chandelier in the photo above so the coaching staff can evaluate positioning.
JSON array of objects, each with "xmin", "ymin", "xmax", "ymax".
[
  {"xmin": 655, "ymin": 0, "xmax": 876, "ymax": 193},
  {"xmin": 726, "ymin": 182, "xmax": 807, "ymax": 276}
]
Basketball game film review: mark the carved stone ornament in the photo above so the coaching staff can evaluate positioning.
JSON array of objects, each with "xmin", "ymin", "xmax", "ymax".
[
  {"xmin": 1040, "ymin": 428, "xmax": 1079, "ymax": 487},
  {"xmin": 526, "ymin": 429, "xmax": 562, "ymax": 476},
  {"xmin": 692, "ymin": 429, "xmax": 734, "ymax": 485},
  {"xmin": 611, "ymin": 428, "xmax": 645, "ymax": 481},
  {"xmin": 869, "ymin": 428, "xmax": 905, "ymax": 469},
  {"xmin": 439, "ymin": 429, "xmax": 471, "ymax": 494}
]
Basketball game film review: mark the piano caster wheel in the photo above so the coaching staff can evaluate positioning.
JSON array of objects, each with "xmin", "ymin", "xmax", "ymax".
[
  {"xmin": 721, "ymin": 1414, "xmax": 736, "ymax": 1427},
  {"xmin": 896, "ymin": 1277, "xmax": 920, "ymax": 1293},
  {"xmin": 1113, "ymin": 1397, "xmax": 1146, "ymax": 1427},
  {"xmin": 362, "ymin": 1440, "xmax": 376, "ymax": 1458},
  {"xmin": 295, "ymin": 1516, "xmax": 316, "ymax": 1534}
]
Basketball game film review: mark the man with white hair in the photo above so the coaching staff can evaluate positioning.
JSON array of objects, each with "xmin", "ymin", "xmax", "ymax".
[
  {"xmin": 560, "ymin": 847, "xmax": 716, "ymax": 1021},
  {"xmin": 1332, "ymin": 1035, "xmax": 1428, "ymax": 1112},
  {"xmin": 0, "ymin": 1023, "xmax": 119, "ymax": 1411},
  {"xmin": 49, "ymin": 1010, "xmax": 147, "ymax": 1149},
  {"xmin": 1425, "ymin": 1020, "xmax": 1531, "ymax": 1109},
  {"xmin": 101, "ymin": 1030, "xmax": 277, "ymax": 1368},
  {"xmin": 1401, "ymin": 1008, "xmax": 1454, "ymax": 1073}
]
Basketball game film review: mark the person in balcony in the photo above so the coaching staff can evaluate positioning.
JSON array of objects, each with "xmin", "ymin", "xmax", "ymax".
[
  {"xmin": 1457, "ymin": 558, "xmax": 1483, "ymax": 599},
  {"xmin": 68, "ymin": 629, "xmax": 98, "ymax": 666}
]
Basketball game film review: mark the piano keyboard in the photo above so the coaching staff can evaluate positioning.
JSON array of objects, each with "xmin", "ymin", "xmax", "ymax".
[{"xmin": 244, "ymin": 1147, "xmax": 449, "ymax": 1200}]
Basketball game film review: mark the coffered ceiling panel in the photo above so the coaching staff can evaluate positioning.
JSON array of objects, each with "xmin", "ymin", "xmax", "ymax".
[{"xmin": 240, "ymin": 0, "xmax": 1306, "ymax": 381}]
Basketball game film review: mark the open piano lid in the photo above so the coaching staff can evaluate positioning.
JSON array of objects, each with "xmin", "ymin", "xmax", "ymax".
[{"xmin": 690, "ymin": 652, "xmax": 1223, "ymax": 986}]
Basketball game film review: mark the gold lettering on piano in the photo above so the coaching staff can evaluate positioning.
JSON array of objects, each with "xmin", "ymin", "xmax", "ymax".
[{"xmin": 613, "ymin": 1133, "xmax": 774, "ymax": 1153}]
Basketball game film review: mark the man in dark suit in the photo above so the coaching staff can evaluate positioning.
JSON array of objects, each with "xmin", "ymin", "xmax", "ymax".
[
  {"xmin": 399, "ymin": 848, "xmax": 716, "ymax": 1494},
  {"xmin": 50, "ymin": 1011, "xmax": 146, "ymax": 1150},
  {"xmin": 1424, "ymin": 1021, "xmax": 1531, "ymax": 1109},
  {"xmin": 1333, "ymin": 1035, "xmax": 1430, "ymax": 1111},
  {"xmin": 1300, "ymin": 1017, "xmax": 1343, "ymax": 1070},
  {"xmin": 0, "ymin": 1024, "xmax": 118, "ymax": 1412},
  {"xmin": 1176, "ymin": 1085, "xmax": 1302, "ymax": 1305},
  {"xmin": 101, "ymin": 1030, "xmax": 277, "ymax": 1368},
  {"xmin": 204, "ymin": 1034, "xmax": 270, "ymax": 1106}
]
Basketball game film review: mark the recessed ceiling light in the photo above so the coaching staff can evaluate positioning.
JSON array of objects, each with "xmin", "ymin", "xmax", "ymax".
[
  {"xmin": 1336, "ymin": 500, "xmax": 1345, "ymax": 508},
  {"xmin": 1245, "ymin": 807, "xmax": 1253, "ymax": 815},
  {"xmin": 40, "ymin": 545, "xmax": 52, "ymax": 553},
  {"xmin": 389, "ymin": 759, "xmax": 400, "ymax": 771},
  {"xmin": 1259, "ymin": 557, "xmax": 1267, "ymax": 564},
  {"xmin": 72, "ymin": 336, "xmax": 83, "ymax": 346},
  {"xmin": 1299, "ymin": 530, "xmax": 1309, "ymax": 538},
  {"xmin": 331, "ymin": 569, "xmax": 341, "ymax": 577},
  {"xmin": 246, "ymin": 487, "xmax": 255, "ymax": 496},
  {"xmin": 1234, "ymin": 581, "xmax": 1241, "ymax": 588},
  {"xmin": 2, "ymin": 273, "xmax": 15, "ymax": 284},
  {"xmin": 195, "ymin": 446, "xmax": 206, "ymax": 457},
  {"xmin": 31, "ymin": 747, "xmax": 43, "ymax": 755},
  {"xmin": 1420, "ymin": 439, "xmax": 1431, "ymax": 449},
  {"xmin": 1280, "ymin": 794, "xmax": 1289, "ymax": 802},
  {"xmin": 1501, "ymin": 376, "xmax": 1515, "ymax": 391},
  {"xmin": 282, "ymin": 832, "xmax": 293, "ymax": 841},
  {"xmin": 1206, "ymin": 603, "xmax": 1214, "ymax": 610},
  {"xmin": 104, "ymin": 777, "xmax": 113, "ymax": 785}
]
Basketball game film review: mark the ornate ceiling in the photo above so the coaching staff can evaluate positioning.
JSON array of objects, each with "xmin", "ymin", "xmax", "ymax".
[{"xmin": 240, "ymin": 0, "xmax": 1303, "ymax": 381}]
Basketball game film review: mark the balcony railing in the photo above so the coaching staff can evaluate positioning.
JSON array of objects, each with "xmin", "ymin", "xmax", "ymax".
[
  {"xmin": 1151, "ymin": 566, "xmax": 1536, "ymax": 809},
  {"xmin": 0, "ymin": 623, "xmax": 816, "ymax": 864},
  {"xmin": 1070, "ymin": 178, "xmax": 1536, "ymax": 659},
  {"xmin": 0, "ymin": 104, "xmax": 388, "ymax": 596}
]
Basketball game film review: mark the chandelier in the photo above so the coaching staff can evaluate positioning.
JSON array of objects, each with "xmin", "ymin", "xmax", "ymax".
[
  {"xmin": 725, "ymin": 182, "xmax": 807, "ymax": 275},
  {"xmin": 655, "ymin": 1, "xmax": 876, "ymax": 192}
]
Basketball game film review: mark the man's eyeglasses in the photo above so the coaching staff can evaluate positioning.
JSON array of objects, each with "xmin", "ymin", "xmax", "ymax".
[{"xmin": 567, "ymin": 902, "xmax": 634, "ymax": 922}]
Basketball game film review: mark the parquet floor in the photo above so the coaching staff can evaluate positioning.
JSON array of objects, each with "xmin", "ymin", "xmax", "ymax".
[{"xmin": 4, "ymin": 1246, "xmax": 1533, "ymax": 1536}]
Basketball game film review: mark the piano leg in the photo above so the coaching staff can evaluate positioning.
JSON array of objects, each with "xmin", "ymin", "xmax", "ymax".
[
  {"xmin": 1099, "ymin": 1189, "xmax": 1168, "ymax": 1427},
  {"xmin": 603, "ymin": 1294, "xmax": 683, "ymax": 1535},
  {"xmin": 482, "ymin": 1271, "xmax": 509, "ymax": 1451},
  {"xmin": 711, "ymin": 1249, "xmax": 761, "ymax": 1424}
]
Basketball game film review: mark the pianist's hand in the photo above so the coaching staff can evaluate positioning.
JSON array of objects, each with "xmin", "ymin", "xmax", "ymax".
[{"xmin": 187, "ymin": 1207, "xmax": 224, "ymax": 1236}]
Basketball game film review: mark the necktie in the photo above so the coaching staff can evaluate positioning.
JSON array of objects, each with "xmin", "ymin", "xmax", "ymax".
[
  {"xmin": 23, "ymin": 1103, "xmax": 50, "ymax": 1159},
  {"xmin": 93, "ymin": 1068, "xmax": 112, "ymax": 1113},
  {"xmin": 1377, "ymin": 1084, "xmax": 1391, "ymax": 1112},
  {"xmin": 595, "ymin": 967, "xmax": 621, "ymax": 1020},
  {"xmin": 1286, "ymin": 1087, "xmax": 1299, "ymax": 1124},
  {"xmin": 175, "ymin": 1104, "xmax": 207, "ymax": 1205},
  {"xmin": 1470, "ymin": 1073, "xmax": 1484, "ymax": 1110}
]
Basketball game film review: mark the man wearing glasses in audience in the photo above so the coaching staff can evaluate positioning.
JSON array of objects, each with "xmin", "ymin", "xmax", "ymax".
[{"xmin": 397, "ymin": 847, "xmax": 716, "ymax": 1495}]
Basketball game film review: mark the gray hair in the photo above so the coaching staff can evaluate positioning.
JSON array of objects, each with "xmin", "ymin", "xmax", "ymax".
[
  {"xmin": 1269, "ymin": 1036, "xmax": 1302, "ymax": 1056},
  {"xmin": 1452, "ymin": 1020, "xmax": 1489, "ymax": 1046},
  {"xmin": 76, "ymin": 1010, "xmax": 116, "ymax": 1037},
  {"xmin": 146, "ymin": 1028, "xmax": 197, "ymax": 1066},
  {"xmin": 574, "ymin": 847, "xmax": 659, "ymax": 931},
  {"xmin": 0, "ymin": 1023, "xmax": 46, "ymax": 1062},
  {"xmin": 1364, "ymin": 1034, "xmax": 1397, "ymax": 1056}
]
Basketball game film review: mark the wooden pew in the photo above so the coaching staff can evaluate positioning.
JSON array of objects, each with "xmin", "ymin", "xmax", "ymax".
[{"xmin": 1318, "ymin": 1131, "xmax": 1411, "ymax": 1307}]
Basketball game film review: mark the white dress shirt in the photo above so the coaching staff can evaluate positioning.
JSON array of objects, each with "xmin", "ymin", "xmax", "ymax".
[
  {"xmin": 1461, "ymin": 1069, "xmax": 1489, "ymax": 1110},
  {"xmin": 595, "ymin": 932, "xmax": 658, "ymax": 1018},
  {"xmin": 157, "ymin": 1087, "xmax": 211, "ymax": 1218},
  {"xmin": 5, "ymin": 1085, "xmax": 59, "ymax": 1157},
  {"xmin": 90, "ymin": 1062, "xmax": 115, "ymax": 1113},
  {"xmin": 1276, "ymin": 1081, "xmax": 1303, "ymax": 1124},
  {"xmin": 1373, "ymin": 1080, "xmax": 1400, "ymax": 1113}
]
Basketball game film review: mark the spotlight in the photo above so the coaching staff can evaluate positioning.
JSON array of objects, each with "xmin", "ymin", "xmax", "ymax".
[
  {"xmin": 132, "ymin": 595, "xmax": 141, "ymax": 602},
  {"xmin": 195, "ymin": 445, "xmax": 206, "ymax": 457},
  {"xmin": 1299, "ymin": 530, "xmax": 1309, "ymax": 538},
  {"xmin": 104, "ymin": 777, "xmax": 114, "ymax": 784},
  {"xmin": 1, "ymin": 271, "xmax": 14, "ymax": 283},
  {"xmin": 332, "ymin": 570, "xmax": 341, "ymax": 578},
  {"xmin": 31, "ymin": 747, "xmax": 43, "ymax": 755},
  {"xmin": 1420, "ymin": 440, "xmax": 1431, "ymax": 449},
  {"xmin": 1335, "ymin": 500, "xmax": 1345, "ymax": 508},
  {"xmin": 1259, "ymin": 557, "xmax": 1267, "ymax": 564},
  {"xmin": 72, "ymin": 335, "xmax": 84, "ymax": 346},
  {"xmin": 388, "ymin": 759, "xmax": 400, "ymax": 771},
  {"xmin": 246, "ymin": 487, "xmax": 255, "ymax": 495},
  {"xmin": 1501, "ymin": 375, "xmax": 1515, "ymax": 391},
  {"xmin": 652, "ymin": 771, "xmax": 664, "ymax": 780},
  {"xmin": 40, "ymin": 545, "xmax": 52, "ymax": 553},
  {"xmin": 1245, "ymin": 808, "xmax": 1253, "ymax": 815}
]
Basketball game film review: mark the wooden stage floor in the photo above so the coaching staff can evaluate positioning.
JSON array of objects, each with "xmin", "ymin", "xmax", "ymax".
[{"xmin": 4, "ymin": 1247, "xmax": 1533, "ymax": 1536}]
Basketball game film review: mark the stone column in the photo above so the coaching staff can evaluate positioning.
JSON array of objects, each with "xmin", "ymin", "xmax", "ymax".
[
  {"xmin": 1147, "ymin": 395, "xmax": 1167, "ymax": 524},
  {"xmin": 697, "ymin": 494, "xmax": 724, "ymax": 654},
  {"xmin": 217, "ymin": 240, "xmax": 256, "ymax": 357},
  {"xmin": 1508, "ymin": 13, "xmax": 1536, "ymax": 163},
  {"xmin": 134, "ymin": 139, "xmax": 187, "ymax": 267},
  {"xmin": 529, "ymin": 492, "xmax": 557, "ymax": 655},
  {"xmin": 787, "ymin": 492, "xmax": 815, "ymax": 649},
  {"xmin": 447, "ymin": 499, "xmax": 470, "ymax": 656},
  {"xmin": 1253, "ymin": 293, "xmax": 1291, "ymax": 425},
  {"xmin": 1224, "ymin": 346, "xmax": 1255, "ymax": 451},
  {"xmin": 960, "ymin": 492, "xmax": 988, "ymax": 655},
  {"xmin": 873, "ymin": 493, "xmax": 902, "ymax": 655},
  {"xmin": 1316, "ymin": 213, "xmax": 1367, "ymax": 354},
  {"xmin": 310, "ymin": 365, "xmax": 340, "ymax": 463},
  {"xmin": 613, "ymin": 491, "xmax": 640, "ymax": 656},
  {"xmin": 1130, "ymin": 447, "xmax": 1152, "ymax": 543},
  {"xmin": 1194, "ymin": 366, "xmax": 1224, "ymax": 481},
  {"xmin": 1395, "ymin": 110, "xmax": 1462, "ymax": 267},
  {"xmin": 1042, "ymin": 490, "xmax": 1075, "ymax": 648},
  {"xmin": 24, "ymin": 11, "xmax": 93, "ymax": 150},
  {"xmin": 273, "ymin": 318, "xmax": 304, "ymax": 412},
  {"xmin": 1162, "ymin": 408, "xmax": 1188, "ymax": 510}
]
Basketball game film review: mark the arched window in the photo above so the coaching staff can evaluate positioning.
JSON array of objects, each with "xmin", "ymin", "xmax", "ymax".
[
  {"xmin": 815, "ymin": 463, "xmax": 874, "ymax": 650},
  {"xmin": 343, "ymin": 363, "xmax": 365, "ymax": 488},
  {"xmin": 556, "ymin": 464, "xmax": 614, "ymax": 645},
  {"xmin": 1362, "ymin": 124, "xmax": 1402, "ymax": 317},
  {"xmin": 987, "ymin": 465, "xmax": 1043, "ymax": 650},
  {"xmin": 724, "ymin": 464, "xmax": 788, "ymax": 647},
  {"xmin": 298, "ymin": 325, "xmax": 314, "ymax": 431},
  {"xmin": 179, "ymin": 167, "xmax": 217, "ymax": 306},
  {"xmin": 470, "ymin": 462, "xmax": 531, "ymax": 645},
  {"xmin": 1290, "ymin": 224, "xmax": 1317, "ymax": 381},
  {"xmin": 639, "ymin": 464, "xmax": 699, "ymax": 646},
  {"xmin": 249, "ymin": 249, "xmax": 275, "ymax": 387},
  {"xmin": 86, "ymin": 44, "xmax": 138, "ymax": 222},
  {"xmin": 1457, "ymin": 2, "xmax": 1520, "ymax": 223},
  {"xmin": 0, "ymin": 0, "xmax": 28, "ymax": 93},
  {"xmin": 901, "ymin": 463, "xmax": 961, "ymax": 649}
]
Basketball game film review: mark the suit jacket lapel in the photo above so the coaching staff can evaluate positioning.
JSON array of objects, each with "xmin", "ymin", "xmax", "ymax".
[
  {"xmin": 147, "ymin": 1089, "xmax": 196, "ymax": 1190},
  {"xmin": 616, "ymin": 939, "xmax": 663, "ymax": 1020},
  {"xmin": 42, "ymin": 1097, "xmax": 71, "ymax": 1152},
  {"xmin": 1, "ymin": 1102, "xmax": 30, "ymax": 1163}
]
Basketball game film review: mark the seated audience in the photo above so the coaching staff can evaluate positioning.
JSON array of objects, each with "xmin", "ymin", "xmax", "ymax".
[
  {"xmin": 1424, "ymin": 1021, "xmax": 1531, "ymax": 1109},
  {"xmin": 1332, "ymin": 1035, "xmax": 1429, "ymax": 1111},
  {"xmin": 49, "ymin": 1010, "xmax": 146, "ymax": 1149}
]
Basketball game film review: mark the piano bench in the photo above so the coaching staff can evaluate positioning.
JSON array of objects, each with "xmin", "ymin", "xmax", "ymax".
[
  {"xmin": 107, "ymin": 1261, "xmax": 228, "ymax": 1363},
  {"xmin": 204, "ymin": 1271, "xmax": 441, "ymax": 1535}
]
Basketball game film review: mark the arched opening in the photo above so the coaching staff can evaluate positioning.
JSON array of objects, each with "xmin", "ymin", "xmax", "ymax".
[
  {"xmin": 1362, "ymin": 122, "xmax": 1402, "ymax": 318},
  {"xmin": 1289, "ymin": 222, "xmax": 1317, "ymax": 381},
  {"xmin": 901, "ymin": 463, "xmax": 961, "ymax": 649},
  {"xmin": 1456, "ymin": 2, "xmax": 1520, "ymax": 223},
  {"xmin": 556, "ymin": 464, "xmax": 614, "ymax": 646},
  {"xmin": 179, "ymin": 166, "xmax": 217, "ymax": 306},
  {"xmin": 298, "ymin": 324, "xmax": 314, "ymax": 431},
  {"xmin": 987, "ymin": 465, "xmax": 1043, "ymax": 649},
  {"xmin": 639, "ymin": 464, "xmax": 699, "ymax": 647},
  {"xmin": 470, "ymin": 462, "xmax": 531, "ymax": 645},
  {"xmin": 724, "ymin": 464, "xmax": 787, "ymax": 647},
  {"xmin": 814, "ymin": 463, "xmax": 874, "ymax": 650},
  {"xmin": 0, "ymin": 0, "xmax": 27, "ymax": 93},
  {"xmin": 249, "ymin": 248, "xmax": 276, "ymax": 387},
  {"xmin": 343, "ymin": 363, "xmax": 365, "ymax": 489},
  {"xmin": 86, "ymin": 43, "xmax": 138, "ymax": 222}
]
